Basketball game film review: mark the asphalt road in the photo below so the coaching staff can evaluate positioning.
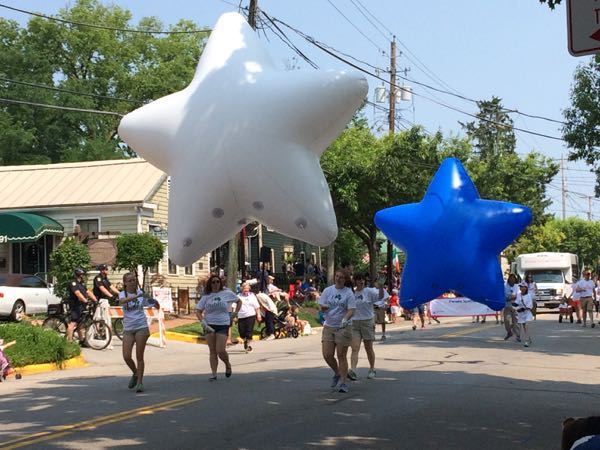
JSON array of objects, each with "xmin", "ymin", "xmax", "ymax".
[{"xmin": 2, "ymin": 315, "xmax": 600, "ymax": 449}]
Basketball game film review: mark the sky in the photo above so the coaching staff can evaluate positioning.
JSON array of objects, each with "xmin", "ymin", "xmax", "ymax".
[{"xmin": 2, "ymin": 0, "xmax": 598, "ymax": 219}]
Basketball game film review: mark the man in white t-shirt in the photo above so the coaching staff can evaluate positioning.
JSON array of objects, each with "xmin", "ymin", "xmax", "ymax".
[{"xmin": 576, "ymin": 270, "xmax": 597, "ymax": 328}]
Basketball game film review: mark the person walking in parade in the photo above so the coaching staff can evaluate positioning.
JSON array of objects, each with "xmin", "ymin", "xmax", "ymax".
[
  {"xmin": 515, "ymin": 282, "xmax": 534, "ymax": 347},
  {"xmin": 576, "ymin": 270, "xmax": 597, "ymax": 328},
  {"xmin": 319, "ymin": 270, "xmax": 356, "ymax": 393},
  {"xmin": 235, "ymin": 282, "xmax": 262, "ymax": 352},
  {"xmin": 118, "ymin": 273, "xmax": 160, "ymax": 393},
  {"xmin": 195, "ymin": 274, "xmax": 239, "ymax": 381},
  {"xmin": 348, "ymin": 273, "xmax": 385, "ymax": 381},
  {"xmin": 503, "ymin": 274, "xmax": 521, "ymax": 342}
]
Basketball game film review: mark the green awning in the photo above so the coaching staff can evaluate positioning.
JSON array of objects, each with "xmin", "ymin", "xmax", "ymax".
[{"xmin": 0, "ymin": 212, "xmax": 63, "ymax": 243}]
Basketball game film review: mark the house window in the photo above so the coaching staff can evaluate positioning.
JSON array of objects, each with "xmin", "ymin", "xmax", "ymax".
[
  {"xmin": 168, "ymin": 258, "xmax": 178, "ymax": 275},
  {"xmin": 76, "ymin": 219, "xmax": 99, "ymax": 233},
  {"xmin": 148, "ymin": 261, "xmax": 159, "ymax": 275},
  {"xmin": 184, "ymin": 264, "xmax": 193, "ymax": 275}
]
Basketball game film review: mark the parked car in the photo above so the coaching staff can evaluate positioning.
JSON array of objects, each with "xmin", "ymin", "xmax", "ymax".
[{"xmin": 0, "ymin": 274, "xmax": 61, "ymax": 321}]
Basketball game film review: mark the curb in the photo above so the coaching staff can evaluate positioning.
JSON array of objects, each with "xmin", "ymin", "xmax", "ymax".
[
  {"xmin": 151, "ymin": 331, "xmax": 271, "ymax": 345},
  {"xmin": 9, "ymin": 355, "xmax": 87, "ymax": 377}
]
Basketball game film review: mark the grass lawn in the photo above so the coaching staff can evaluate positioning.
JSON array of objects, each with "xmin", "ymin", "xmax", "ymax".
[{"xmin": 170, "ymin": 307, "xmax": 321, "ymax": 338}]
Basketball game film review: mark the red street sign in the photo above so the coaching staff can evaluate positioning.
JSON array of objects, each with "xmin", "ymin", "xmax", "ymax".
[{"xmin": 567, "ymin": 0, "xmax": 600, "ymax": 56}]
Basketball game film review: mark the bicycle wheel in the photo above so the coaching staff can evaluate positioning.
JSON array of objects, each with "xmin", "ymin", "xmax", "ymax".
[
  {"xmin": 83, "ymin": 320, "xmax": 112, "ymax": 350},
  {"xmin": 290, "ymin": 327, "xmax": 299, "ymax": 339},
  {"xmin": 42, "ymin": 317, "xmax": 67, "ymax": 337},
  {"xmin": 112, "ymin": 318, "xmax": 124, "ymax": 341}
]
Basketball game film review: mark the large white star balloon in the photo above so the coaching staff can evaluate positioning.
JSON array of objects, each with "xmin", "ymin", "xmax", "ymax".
[{"xmin": 118, "ymin": 12, "xmax": 368, "ymax": 265}]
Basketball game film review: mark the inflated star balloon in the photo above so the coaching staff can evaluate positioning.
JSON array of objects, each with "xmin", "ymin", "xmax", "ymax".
[
  {"xmin": 374, "ymin": 157, "xmax": 532, "ymax": 311},
  {"xmin": 118, "ymin": 12, "xmax": 368, "ymax": 265}
]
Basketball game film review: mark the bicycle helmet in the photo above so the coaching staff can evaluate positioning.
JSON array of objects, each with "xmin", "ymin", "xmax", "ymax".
[
  {"xmin": 97, "ymin": 263, "xmax": 108, "ymax": 271},
  {"xmin": 74, "ymin": 267, "xmax": 85, "ymax": 276}
]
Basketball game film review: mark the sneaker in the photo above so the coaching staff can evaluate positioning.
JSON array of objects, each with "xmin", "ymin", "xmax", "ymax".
[
  {"xmin": 135, "ymin": 383, "xmax": 144, "ymax": 393},
  {"xmin": 380, "ymin": 335, "xmax": 387, "ymax": 341},
  {"xmin": 246, "ymin": 345, "xmax": 253, "ymax": 353},
  {"xmin": 524, "ymin": 342, "xmax": 529, "ymax": 348},
  {"xmin": 338, "ymin": 383, "xmax": 349, "ymax": 393},
  {"xmin": 128, "ymin": 374, "xmax": 138, "ymax": 389},
  {"xmin": 209, "ymin": 376, "xmax": 217, "ymax": 382},
  {"xmin": 412, "ymin": 325, "xmax": 417, "ymax": 331},
  {"xmin": 330, "ymin": 374, "xmax": 341, "ymax": 388},
  {"xmin": 347, "ymin": 369, "xmax": 358, "ymax": 381},
  {"xmin": 577, "ymin": 319, "xmax": 582, "ymax": 324},
  {"xmin": 367, "ymin": 369, "xmax": 376, "ymax": 379},
  {"xmin": 504, "ymin": 331, "xmax": 513, "ymax": 341},
  {"xmin": 592, "ymin": 323, "xmax": 596, "ymax": 328},
  {"xmin": 516, "ymin": 337, "xmax": 522, "ymax": 343},
  {"xmin": 264, "ymin": 335, "xmax": 276, "ymax": 341}
]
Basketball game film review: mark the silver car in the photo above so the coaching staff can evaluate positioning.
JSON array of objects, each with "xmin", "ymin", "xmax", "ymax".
[{"xmin": 0, "ymin": 274, "xmax": 61, "ymax": 321}]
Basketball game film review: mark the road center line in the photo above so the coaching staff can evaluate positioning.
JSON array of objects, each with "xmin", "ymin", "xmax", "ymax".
[{"xmin": 0, "ymin": 397, "xmax": 200, "ymax": 450}]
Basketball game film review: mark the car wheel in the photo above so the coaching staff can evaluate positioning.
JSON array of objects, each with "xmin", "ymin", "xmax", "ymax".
[{"xmin": 11, "ymin": 300, "xmax": 25, "ymax": 322}]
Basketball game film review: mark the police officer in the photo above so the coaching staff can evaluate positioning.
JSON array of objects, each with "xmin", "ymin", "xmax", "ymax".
[
  {"xmin": 93, "ymin": 264, "xmax": 120, "ymax": 349},
  {"xmin": 67, "ymin": 268, "xmax": 96, "ymax": 342},
  {"xmin": 93, "ymin": 264, "xmax": 120, "ymax": 305}
]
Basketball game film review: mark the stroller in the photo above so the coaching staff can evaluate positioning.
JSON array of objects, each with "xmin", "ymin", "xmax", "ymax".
[
  {"xmin": 260, "ymin": 302, "xmax": 300, "ymax": 339},
  {"xmin": 559, "ymin": 300, "xmax": 574, "ymax": 323}
]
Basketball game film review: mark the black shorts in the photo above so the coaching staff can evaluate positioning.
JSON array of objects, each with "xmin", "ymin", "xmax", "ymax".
[
  {"xmin": 208, "ymin": 324, "xmax": 230, "ymax": 335},
  {"xmin": 69, "ymin": 303, "xmax": 83, "ymax": 322}
]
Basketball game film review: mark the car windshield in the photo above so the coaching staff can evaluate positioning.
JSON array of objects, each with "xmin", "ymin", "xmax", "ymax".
[{"xmin": 526, "ymin": 270, "xmax": 563, "ymax": 284}]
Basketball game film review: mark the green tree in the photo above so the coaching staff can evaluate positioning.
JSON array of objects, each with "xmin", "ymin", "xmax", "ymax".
[
  {"xmin": 554, "ymin": 218, "xmax": 600, "ymax": 268},
  {"xmin": 511, "ymin": 221, "xmax": 565, "ymax": 260},
  {"xmin": 49, "ymin": 238, "xmax": 91, "ymax": 300},
  {"xmin": 562, "ymin": 58, "xmax": 600, "ymax": 195},
  {"xmin": 114, "ymin": 233, "xmax": 165, "ymax": 288},
  {"xmin": 461, "ymin": 97, "xmax": 559, "ymax": 225},
  {"xmin": 0, "ymin": 0, "xmax": 208, "ymax": 165}
]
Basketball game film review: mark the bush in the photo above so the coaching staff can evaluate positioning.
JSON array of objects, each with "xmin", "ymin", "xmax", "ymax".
[{"xmin": 0, "ymin": 323, "xmax": 80, "ymax": 367}]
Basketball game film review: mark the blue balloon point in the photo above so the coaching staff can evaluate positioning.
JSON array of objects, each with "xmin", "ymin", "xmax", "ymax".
[{"xmin": 374, "ymin": 157, "xmax": 532, "ymax": 311}]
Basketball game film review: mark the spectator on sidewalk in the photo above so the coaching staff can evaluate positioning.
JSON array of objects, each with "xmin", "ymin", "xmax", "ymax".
[
  {"xmin": 255, "ymin": 284, "xmax": 278, "ymax": 340},
  {"xmin": 93, "ymin": 264, "xmax": 120, "ymax": 350},
  {"xmin": 267, "ymin": 275, "xmax": 290, "ymax": 306},
  {"xmin": 0, "ymin": 339, "xmax": 16, "ymax": 381},
  {"xmin": 118, "ymin": 273, "xmax": 160, "ymax": 393},
  {"xmin": 195, "ymin": 274, "xmax": 238, "ymax": 381}
]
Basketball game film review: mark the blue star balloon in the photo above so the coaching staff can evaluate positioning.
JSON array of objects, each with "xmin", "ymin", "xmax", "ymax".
[{"xmin": 374, "ymin": 157, "xmax": 532, "ymax": 311}]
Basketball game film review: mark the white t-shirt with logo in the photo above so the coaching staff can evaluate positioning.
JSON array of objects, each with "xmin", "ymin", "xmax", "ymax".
[
  {"xmin": 318, "ymin": 285, "xmax": 356, "ymax": 328},
  {"xmin": 196, "ymin": 289, "xmax": 239, "ymax": 325},
  {"xmin": 237, "ymin": 292, "xmax": 260, "ymax": 319},
  {"xmin": 576, "ymin": 279, "xmax": 595, "ymax": 298},
  {"xmin": 353, "ymin": 287, "xmax": 387, "ymax": 320}
]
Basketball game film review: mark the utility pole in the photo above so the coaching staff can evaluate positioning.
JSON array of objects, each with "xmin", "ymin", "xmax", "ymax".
[
  {"xmin": 226, "ymin": 0, "xmax": 259, "ymax": 291},
  {"xmin": 561, "ymin": 155, "xmax": 566, "ymax": 220},
  {"xmin": 386, "ymin": 37, "xmax": 397, "ymax": 293},
  {"xmin": 588, "ymin": 196, "xmax": 593, "ymax": 221}
]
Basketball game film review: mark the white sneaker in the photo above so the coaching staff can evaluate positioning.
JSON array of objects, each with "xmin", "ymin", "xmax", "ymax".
[
  {"xmin": 264, "ymin": 335, "xmax": 276, "ymax": 341},
  {"xmin": 367, "ymin": 369, "xmax": 376, "ymax": 379}
]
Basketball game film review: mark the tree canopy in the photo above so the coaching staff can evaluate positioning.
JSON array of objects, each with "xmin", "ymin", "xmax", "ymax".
[{"xmin": 0, "ymin": 0, "xmax": 207, "ymax": 165}]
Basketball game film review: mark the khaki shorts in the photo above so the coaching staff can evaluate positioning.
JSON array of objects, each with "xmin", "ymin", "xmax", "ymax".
[
  {"xmin": 581, "ymin": 296, "xmax": 594, "ymax": 312},
  {"xmin": 322, "ymin": 325, "xmax": 352, "ymax": 347},
  {"xmin": 352, "ymin": 318, "xmax": 375, "ymax": 341},
  {"xmin": 374, "ymin": 308, "xmax": 386, "ymax": 324}
]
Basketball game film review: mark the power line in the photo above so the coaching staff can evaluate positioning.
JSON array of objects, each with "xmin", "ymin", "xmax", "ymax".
[
  {"xmin": 348, "ymin": 0, "xmax": 391, "ymax": 42},
  {"xmin": 0, "ymin": 97, "xmax": 123, "ymax": 116},
  {"xmin": 266, "ymin": 13, "xmax": 565, "ymax": 142},
  {"xmin": 325, "ymin": 0, "xmax": 387, "ymax": 54},
  {"xmin": 0, "ymin": 77, "xmax": 143, "ymax": 105},
  {"xmin": 0, "ymin": 3, "xmax": 211, "ymax": 35}
]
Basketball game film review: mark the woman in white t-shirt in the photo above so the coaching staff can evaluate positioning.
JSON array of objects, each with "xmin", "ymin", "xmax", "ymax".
[
  {"xmin": 234, "ymin": 282, "xmax": 262, "ymax": 353},
  {"xmin": 348, "ymin": 273, "xmax": 385, "ymax": 381},
  {"xmin": 195, "ymin": 275, "xmax": 239, "ymax": 381},
  {"xmin": 318, "ymin": 270, "xmax": 356, "ymax": 394},
  {"xmin": 515, "ymin": 282, "xmax": 534, "ymax": 347}
]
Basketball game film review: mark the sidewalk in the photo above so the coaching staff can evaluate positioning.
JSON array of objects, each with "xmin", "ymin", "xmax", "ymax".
[{"xmin": 148, "ymin": 312, "xmax": 197, "ymax": 334}]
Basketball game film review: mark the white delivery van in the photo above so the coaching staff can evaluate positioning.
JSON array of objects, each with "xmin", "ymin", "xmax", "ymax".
[{"xmin": 511, "ymin": 252, "xmax": 580, "ymax": 309}]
